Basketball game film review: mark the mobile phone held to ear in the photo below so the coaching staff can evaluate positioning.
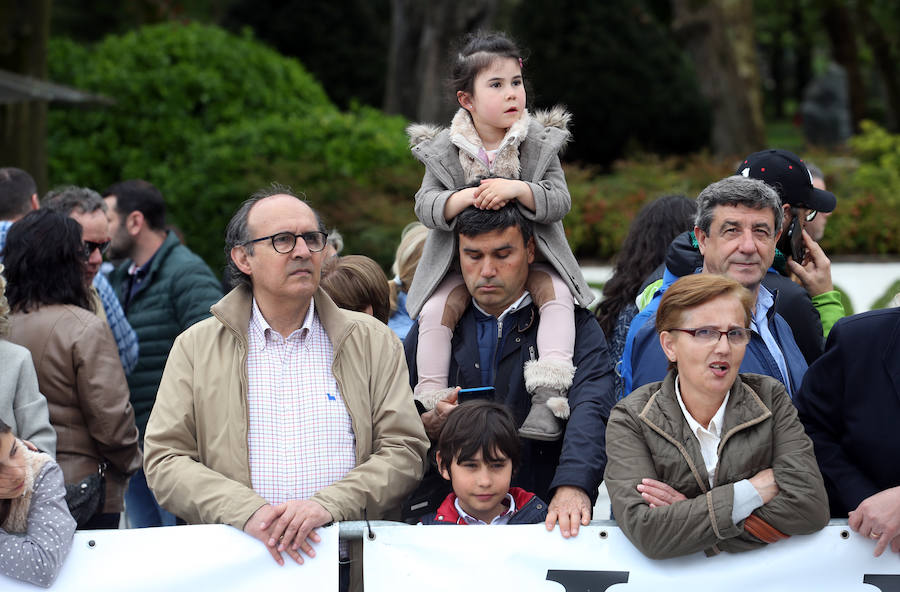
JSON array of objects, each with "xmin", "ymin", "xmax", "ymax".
[
  {"xmin": 457, "ymin": 386, "xmax": 495, "ymax": 403},
  {"xmin": 788, "ymin": 216, "xmax": 806, "ymax": 264}
]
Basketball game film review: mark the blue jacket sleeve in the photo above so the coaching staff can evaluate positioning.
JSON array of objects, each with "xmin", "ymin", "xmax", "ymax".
[
  {"xmin": 629, "ymin": 315, "xmax": 670, "ymax": 393},
  {"xmin": 549, "ymin": 311, "xmax": 614, "ymax": 499}
]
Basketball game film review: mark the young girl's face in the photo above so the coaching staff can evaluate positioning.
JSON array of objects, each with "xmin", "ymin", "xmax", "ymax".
[
  {"xmin": 0, "ymin": 433, "xmax": 26, "ymax": 499},
  {"xmin": 457, "ymin": 57, "xmax": 525, "ymax": 142},
  {"xmin": 439, "ymin": 448, "xmax": 513, "ymax": 523}
]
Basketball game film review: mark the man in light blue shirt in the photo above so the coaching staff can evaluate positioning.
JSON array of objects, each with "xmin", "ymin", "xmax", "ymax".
[{"xmin": 629, "ymin": 176, "xmax": 807, "ymax": 395}]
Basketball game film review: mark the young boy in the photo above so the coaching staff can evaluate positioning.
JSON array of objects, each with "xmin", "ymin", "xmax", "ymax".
[{"xmin": 420, "ymin": 400, "xmax": 548, "ymax": 525}]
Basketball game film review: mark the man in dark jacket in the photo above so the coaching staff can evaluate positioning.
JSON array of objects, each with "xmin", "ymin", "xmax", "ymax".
[
  {"xmin": 404, "ymin": 204, "xmax": 613, "ymax": 539},
  {"xmin": 795, "ymin": 308, "xmax": 900, "ymax": 557},
  {"xmin": 104, "ymin": 179, "xmax": 221, "ymax": 528}
]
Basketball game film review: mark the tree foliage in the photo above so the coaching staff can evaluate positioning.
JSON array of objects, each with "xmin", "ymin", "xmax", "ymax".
[
  {"xmin": 48, "ymin": 22, "xmax": 418, "ymax": 271},
  {"xmin": 511, "ymin": 0, "xmax": 711, "ymax": 165}
]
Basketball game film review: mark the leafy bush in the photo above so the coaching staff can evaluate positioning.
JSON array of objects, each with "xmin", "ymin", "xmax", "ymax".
[{"xmin": 48, "ymin": 23, "xmax": 416, "ymax": 271}]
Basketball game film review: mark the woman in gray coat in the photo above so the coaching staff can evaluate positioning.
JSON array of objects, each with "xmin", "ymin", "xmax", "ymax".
[{"xmin": 604, "ymin": 274, "xmax": 828, "ymax": 559}]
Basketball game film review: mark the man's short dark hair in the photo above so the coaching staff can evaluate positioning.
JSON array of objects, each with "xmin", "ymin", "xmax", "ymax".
[
  {"xmin": 436, "ymin": 400, "xmax": 521, "ymax": 474},
  {"xmin": 102, "ymin": 179, "xmax": 166, "ymax": 231},
  {"xmin": 454, "ymin": 204, "xmax": 534, "ymax": 245},
  {"xmin": 223, "ymin": 184, "xmax": 327, "ymax": 291},
  {"xmin": 42, "ymin": 186, "xmax": 107, "ymax": 217},
  {"xmin": 0, "ymin": 168, "xmax": 37, "ymax": 220}
]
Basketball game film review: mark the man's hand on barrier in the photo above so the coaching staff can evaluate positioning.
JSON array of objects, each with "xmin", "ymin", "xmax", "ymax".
[
  {"xmin": 245, "ymin": 504, "xmax": 287, "ymax": 565},
  {"xmin": 786, "ymin": 229, "xmax": 833, "ymax": 296},
  {"xmin": 546, "ymin": 486, "xmax": 591, "ymax": 539},
  {"xmin": 849, "ymin": 486, "xmax": 900, "ymax": 557},
  {"xmin": 749, "ymin": 468, "xmax": 780, "ymax": 504},
  {"xmin": 636, "ymin": 478, "xmax": 687, "ymax": 508},
  {"xmin": 421, "ymin": 389, "xmax": 459, "ymax": 440},
  {"xmin": 263, "ymin": 499, "xmax": 332, "ymax": 564}
]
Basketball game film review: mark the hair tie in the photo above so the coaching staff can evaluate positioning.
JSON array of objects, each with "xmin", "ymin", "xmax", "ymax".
[{"xmin": 518, "ymin": 57, "xmax": 523, "ymax": 69}]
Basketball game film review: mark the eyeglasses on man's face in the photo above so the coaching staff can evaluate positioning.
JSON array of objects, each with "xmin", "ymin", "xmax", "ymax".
[
  {"xmin": 82, "ymin": 240, "xmax": 110, "ymax": 260},
  {"xmin": 243, "ymin": 231, "xmax": 328, "ymax": 254},
  {"xmin": 669, "ymin": 326, "xmax": 752, "ymax": 346}
]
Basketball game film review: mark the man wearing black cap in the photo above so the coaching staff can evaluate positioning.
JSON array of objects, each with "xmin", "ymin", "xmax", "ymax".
[{"xmin": 737, "ymin": 149, "xmax": 842, "ymax": 365}]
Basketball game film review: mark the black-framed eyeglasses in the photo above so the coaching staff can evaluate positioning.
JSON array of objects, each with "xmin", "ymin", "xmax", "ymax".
[
  {"xmin": 669, "ymin": 326, "xmax": 752, "ymax": 346},
  {"xmin": 82, "ymin": 240, "xmax": 111, "ymax": 260},
  {"xmin": 242, "ymin": 231, "xmax": 328, "ymax": 254}
]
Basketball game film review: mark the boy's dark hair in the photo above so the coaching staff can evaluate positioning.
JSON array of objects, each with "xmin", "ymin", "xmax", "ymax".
[
  {"xmin": 454, "ymin": 203, "xmax": 533, "ymax": 245},
  {"xmin": 449, "ymin": 31, "xmax": 524, "ymax": 99},
  {"xmin": 437, "ymin": 400, "xmax": 521, "ymax": 474},
  {"xmin": 102, "ymin": 179, "xmax": 167, "ymax": 231},
  {"xmin": 0, "ymin": 417, "xmax": 10, "ymax": 435},
  {"xmin": 0, "ymin": 167, "xmax": 37, "ymax": 220}
]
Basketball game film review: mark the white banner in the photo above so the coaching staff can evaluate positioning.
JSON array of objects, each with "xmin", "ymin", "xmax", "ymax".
[
  {"xmin": 364, "ymin": 522, "xmax": 900, "ymax": 591},
  {"xmin": 4, "ymin": 523, "xmax": 338, "ymax": 591}
]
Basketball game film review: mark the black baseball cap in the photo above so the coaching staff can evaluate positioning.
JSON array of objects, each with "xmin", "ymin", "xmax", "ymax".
[{"xmin": 736, "ymin": 149, "xmax": 836, "ymax": 213}]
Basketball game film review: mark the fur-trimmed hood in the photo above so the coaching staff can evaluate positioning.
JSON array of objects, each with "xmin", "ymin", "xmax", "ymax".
[{"xmin": 406, "ymin": 105, "xmax": 572, "ymax": 148}]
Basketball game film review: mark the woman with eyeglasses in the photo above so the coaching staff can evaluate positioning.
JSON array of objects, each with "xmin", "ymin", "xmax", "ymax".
[
  {"xmin": 1, "ymin": 210, "xmax": 141, "ymax": 530},
  {"xmin": 604, "ymin": 273, "xmax": 828, "ymax": 559}
]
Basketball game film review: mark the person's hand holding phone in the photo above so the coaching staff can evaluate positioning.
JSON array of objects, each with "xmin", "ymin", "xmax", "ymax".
[
  {"xmin": 421, "ymin": 388, "xmax": 460, "ymax": 440},
  {"xmin": 786, "ymin": 228, "xmax": 833, "ymax": 296}
]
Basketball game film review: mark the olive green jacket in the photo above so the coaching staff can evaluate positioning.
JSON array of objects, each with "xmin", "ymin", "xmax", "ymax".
[
  {"xmin": 143, "ymin": 285, "xmax": 429, "ymax": 529},
  {"xmin": 604, "ymin": 371, "xmax": 828, "ymax": 559}
]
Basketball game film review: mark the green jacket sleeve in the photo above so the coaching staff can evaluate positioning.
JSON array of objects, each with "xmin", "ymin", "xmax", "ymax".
[{"xmin": 811, "ymin": 290, "xmax": 845, "ymax": 337}]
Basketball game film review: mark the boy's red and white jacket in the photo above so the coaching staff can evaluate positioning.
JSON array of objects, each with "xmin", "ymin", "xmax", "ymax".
[{"xmin": 419, "ymin": 487, "xmax": 548, "ymax": 525}]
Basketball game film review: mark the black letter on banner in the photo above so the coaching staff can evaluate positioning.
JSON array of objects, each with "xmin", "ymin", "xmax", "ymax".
[
  {"xmin": 546, "ymin": 570, "xmax": 629, "ymax": 591},
  {"xmin": 863, "ymin": 574, "xmax": 900, "ymax": 592}
]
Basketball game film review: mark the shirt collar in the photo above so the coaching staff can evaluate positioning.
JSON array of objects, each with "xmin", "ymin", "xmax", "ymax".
[
  {"xmin": 751, "ymin": 284, "xmax": 774, "ymax": 328},
  {"xmin": 471, "ymin": 291, "xmax": 533, "ymax": 323},
  {"xmin": 454, "ymin": 492, "xmax": 517, "ymax": 525},
  {"xmin": 249, "ymin": 298, "xmax": 316, "ymax": 350},
  {"xmin": 674, "ymin": 375, "xmax": 730, "ymax": 438}
]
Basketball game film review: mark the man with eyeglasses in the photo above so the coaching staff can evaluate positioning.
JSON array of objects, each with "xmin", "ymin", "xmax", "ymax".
[
  {"xmin": 738, "ymin": 149, "xmax": 841, "ymax": 365},
  {"xmin": 630, "ymin": 175, "xmax": 808, "ymax": 397},
  {"xmin": 101, "ymin": 179, "xmax": 221, "ymax": 529},
  {"xmin": 143, "ymin": 186, "xmax": 428, "ymax": 591}
]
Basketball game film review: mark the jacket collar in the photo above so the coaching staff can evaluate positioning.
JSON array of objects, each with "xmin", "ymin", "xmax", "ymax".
[
  {"xmin": 637, "ymin": 372, "xmax": 772, "ymax": 492},
  {"xmin": 211, "ymin": 284, "xmax": 351, "ymax": 349}
]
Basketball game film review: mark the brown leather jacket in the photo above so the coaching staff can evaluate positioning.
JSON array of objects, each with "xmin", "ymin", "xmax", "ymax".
[
  {"xmin": 604, "ymin": 371, "xmax": 828, "ymax": 559},
  {"xmin": 9, "ymin": 304, "xmax": 142, "ymax": 513}
]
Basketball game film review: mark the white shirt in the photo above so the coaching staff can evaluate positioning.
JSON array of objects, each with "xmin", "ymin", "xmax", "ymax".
[{"xmin": 675, "ymin": 377, "xmax": 763, "ymax": 524}]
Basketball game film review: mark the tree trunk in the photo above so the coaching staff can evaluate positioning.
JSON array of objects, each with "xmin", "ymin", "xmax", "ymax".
[
  {"xmin": 821, "ymin": 0, "xmax": 866, "ymax": 131},
  {"xmin": 0, "ymin": 0, "xmax": 51, "ymax": 193},
  {"xmin": 671, "ymin": 0, "xmax": 766, "ymax": 156},
  {"xmin": 855, "ymin": 0, "xmax": 900, "ymax": 131},
  {"xmin": 791, "ymin": 0, "xmax": 813, "ymax": 107},
  {"xmin": 384, "ymin": 0, "xmax": 497, "ymax": 124}
]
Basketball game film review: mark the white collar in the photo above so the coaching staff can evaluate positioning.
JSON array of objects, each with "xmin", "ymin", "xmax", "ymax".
[{"xmin": 674, "ymin": 376, "xmax": 730, "ymax": 438}]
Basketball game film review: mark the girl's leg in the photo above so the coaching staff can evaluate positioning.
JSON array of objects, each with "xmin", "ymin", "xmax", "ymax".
[
  {"xmin": 414, "ymin": 273, "xmax": 470, "ymax": 411},
  {"xmin": 521, "ymin": 263, "xmax": 577, "ymax": 441}
]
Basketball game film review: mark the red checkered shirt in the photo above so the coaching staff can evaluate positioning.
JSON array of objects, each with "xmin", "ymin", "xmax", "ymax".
[{"xmin": 246, "ymin": 298, "xmax": 357, "ymax": 505}]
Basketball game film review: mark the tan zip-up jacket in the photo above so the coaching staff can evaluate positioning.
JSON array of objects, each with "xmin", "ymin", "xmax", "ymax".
[
  {"xmin": 143, "ymin": 286, "xmax": 428, "ymax": 529},
  {"xmin": 604, "ymin": 371, "xmax": 828, "ymax": 559}
]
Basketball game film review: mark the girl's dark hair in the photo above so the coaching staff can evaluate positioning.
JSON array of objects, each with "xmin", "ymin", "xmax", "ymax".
[
  {"xmin": 596, "ymin": 194, "xmax": 697, "ymax": 335},
  {"xmin": 1, "ymin": 209, "xmax": 92, "ymax": 313},
  {"xmin": 449, "ymin": 31, "xmax": 524, "ymax": 98},
  {"xmin": 437, "ymin": 400, "xmax": 521, "ymax": 474},
  {"xmin": 0, "ymin": 418, "xmax": 10, "ymax": 435}
]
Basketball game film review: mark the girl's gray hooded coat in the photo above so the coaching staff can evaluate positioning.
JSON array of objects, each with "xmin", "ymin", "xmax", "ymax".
[{"xmin": 405, "ymin": 107, "xmax": 592, "ymax": 319}]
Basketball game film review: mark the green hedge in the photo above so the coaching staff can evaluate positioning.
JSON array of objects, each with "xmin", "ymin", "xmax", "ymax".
[{"xmin": 48, "ymin": 23, "xmax": 417, "ymax": 272}]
